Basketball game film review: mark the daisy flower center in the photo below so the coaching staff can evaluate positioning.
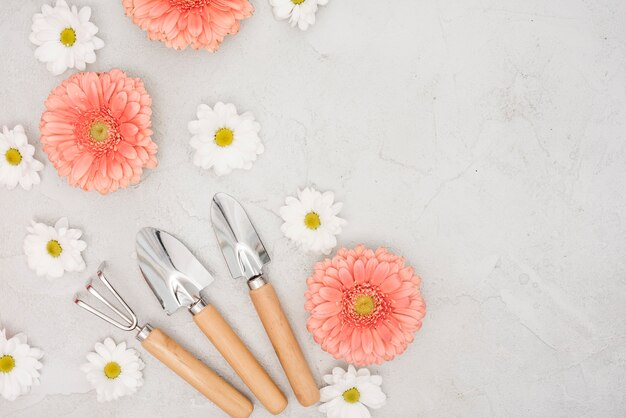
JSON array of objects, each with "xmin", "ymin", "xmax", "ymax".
[
  {"xmin": 46, "ymin": 240, "xmax": 63, "ymax": 258},
  {"xmin": 214, "ymin": 128, "xmax": 234, "ymax": 147},
  {"xmin": 75, "ymin": 109, "xmax": 122, "ymax": 157},
  {"xmin": 354, "ymin": 294, "xmax": 375, "ymax": 316},
  {"xmin": 104, "ymin": 361, "xmax": 122, "ymax": 379},
  {"xmin": 342, "ymin": 284, "xmax": 391, "ymax": 327},
  {"xmin": 292, "ymin": 0, "xmax": 306, "ymax": 4},
  {"xmin": 90, "ymin": 121, "xmax": 109, "ymax": 143},
  {"xmin": 0, "ymin": 355, "xmax": 15, "ymax": 373},
  {"xmin": 5, "ymin": 148, "xmax": 22, "ymax": 166},
  {"xmin": 169, "ymin": 0, "xmax": 211, "ymax": 12},
  {"xmin": 60, "ymin": 27, "xmax": 77, "ymax": 47},
  {"xmin": 342, "ymin": 387, "xmax": 360, "ymax": 403},
  {"xmin": 304, "ymin": 212, "xmax": 321, "ymax": 230}
]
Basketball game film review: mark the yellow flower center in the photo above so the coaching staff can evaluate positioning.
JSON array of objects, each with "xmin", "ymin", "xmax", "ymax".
[
  {"xmin": 304, "ymin": 212, "xmax": 321, "ymax": 230},
  {"xmin": 343, "ymin": 387, "xmax": 360, "ymax": 404},
  {"xmin": 90, "ymin": 121, "xmax": 109, "ymax": 143},
  {"xmin": 104, "ymin": 361, "xmax": 122, "ymax": 379},
  {"xmin": 0, "ymin": 355, "xmax": 15, "ymax": 374},
  {"xmin": 5, "ymin": 148, "xmax": 22, "ymax": 166},
  {"xmin": 46, "ymin": 240, "xmax": 63, "ymax": 258},
  {"xmin": 60, "ymin": 27, "xmax": 77, "ymax": 47},
  {"xmin": 214, "ymin": 128, "xmax": 234, "ymax": 147},
  {"xmin": 354, "ymin": 294, "xmax": 375, "ymax": 316},
  {"xmin": 292, "ymin": 0, "xmax": 306, "ymax": 4}
]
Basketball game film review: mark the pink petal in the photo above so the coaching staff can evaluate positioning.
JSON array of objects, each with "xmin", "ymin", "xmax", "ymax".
[
  {"xmin": 120, "ymin": 122, "xmax": 139, "ymax": 139},
  {"xmin": 393, "ymin": 313, "xmax": 419, "ymax": 327},
  {"xmin": 376, "ymin": 322, "xmax": 392, "ymax": 342},
  {"xmin": 351, "ymin": 328, "xmax": 361, "ymax": 351},
  {"xmin": 66, "ymin": 82, "xmax": 88, "ymax": 110},
  {"xmin": 311, "ymin": 294, "xmax": 325, "ymax": 305},
  {"xmin": 110, "ymin": 91, "xmax": 128, "ymax": 118},
  {"xmin": 322, "ymin": 275, "xmax": 342, "ymax": 289},
  {"xmin": 319, "ymin": 287, "xmax": 343, "ymax": 302},
  {"xmin": 383, "ymin": 318, "xmax": 405, "ymax": 345},
  {"xmin": 70, "ymin": 152, "xmax": 94, "ymax": 181},
  {"xmin": 149, "ymin": 0, "xmax": 171, "ymax": 18},
  {"xmin": 364, "ymin": 257, "xmax": 378, "ymax": 281},
  {"xmin": 313, "ymin": 301, "xmax": 340, "ymax": 317},
  {"xmin": 338, "ymin": 268, "xmax": 354, "ymax": 289},
  {"xmin": 339, "ymin": 337, "xmax": 351, "ymax": 356},
  {"xmin": 321, "ymin": 315, "xmax": 340, "ymax": 331},
  {"xmin": 371, "ymin": 329, "xmax": 386, "ymax": 357},
  {"xmin": 62, "ymin": 146, "xmax": 81, "ymax": 160},
  {"xmin": 353, "ymin": 259, "xmax": 366, "ymax": 284},
  {"xmin": 371, "ymin": 262, "xmax": 390, "ymax": 286},
  {"xmin": 122, "ymin": 102, "xmax": 141, "ymax": 122},
  {"xmin": 361, "ymin": 328, "xmax": 373, "ymax": 354},
  {"xmin": 379, "ymin": 273, "xmax": 401, "ymax": 294},
  {"xmin": 117, "ymin": 142, "xmax": 138, "ymax": 160},
  {"xmin": 391, "ymin": 282, "xmax": 418, "ymax": 299},
  {"xmin": 188, "ymin": 13, "xmax": 203, "ymax": 37},
  {"xmin": 394, "ymin": 308, "xmax": 425, "ymax": 320},
  {"xmin": 162, "ymin": 10, "xmax": 180, "ymax": 34},
  {"xmin": 108, "ymin": 159, "xmax": 123, "ymax": 180},
  {"xmin": 325, "ymin": 267, "xmax": 339, "ymax": 279}
]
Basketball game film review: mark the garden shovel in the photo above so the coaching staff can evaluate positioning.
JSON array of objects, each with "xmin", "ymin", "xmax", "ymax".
[
  {"xmin": 211, "ymin": 193, "xmax": 320, "ymax": 407},
  {"xmin": 136, "ymin": 227, "xmax": 288, "ymax": 415}
]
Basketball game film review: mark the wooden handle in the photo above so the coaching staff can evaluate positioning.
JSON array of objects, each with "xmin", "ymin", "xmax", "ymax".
[
  {"xmin": 250, "ymin": 283, "xmax": 320, "ymax": 407},
  {"xmin": 193, "ymin": 304, "xmax": 288, "ymax": 415},
  {"xmin": 141, "ymin": 328, "xmax": 253, "ymax": 418}
]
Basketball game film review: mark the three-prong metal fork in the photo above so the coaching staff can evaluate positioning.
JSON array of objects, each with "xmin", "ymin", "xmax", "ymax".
[
  {"xmin": 74, "ymin": 262, "xmax": 254, "ymax": 418},
  {"xmin": 75, "ymin": 262, "xmax": 149, "ymax": 338}
]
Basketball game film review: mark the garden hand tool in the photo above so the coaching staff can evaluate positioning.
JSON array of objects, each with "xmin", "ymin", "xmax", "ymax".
[
  {"xmin": 136, "ymin": 227, "xmax": 288, "ymax": 415},
  {"xmin": 211, "ymin": 193, "xmax": 320, "ymax": 407},
  {"xmin": 74, "ymin": 262, "xmax": 253, "ymax": 418}
]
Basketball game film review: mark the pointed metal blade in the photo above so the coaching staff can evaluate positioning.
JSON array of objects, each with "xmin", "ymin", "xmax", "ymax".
[
  {"xmin": 136, "ymin": 227, "xmax": 214, "ymax": 315},
  {"xmin": 211, "ymin": 193, "xmax": 270, "ymax": 281}
]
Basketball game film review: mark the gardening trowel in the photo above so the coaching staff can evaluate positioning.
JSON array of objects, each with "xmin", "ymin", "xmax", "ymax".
[
  {"xmin": 211, "ymin": 193, "xmax": 320, "ymax": 407},
  {"xmin": 136, "ymin": 227, "xmax": 288, "ymax": 415}
]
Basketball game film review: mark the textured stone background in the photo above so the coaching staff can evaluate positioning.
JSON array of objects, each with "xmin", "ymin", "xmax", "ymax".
[{"xmin": 1, "ymin": 0, "xmax": 626, "ymax": 417}]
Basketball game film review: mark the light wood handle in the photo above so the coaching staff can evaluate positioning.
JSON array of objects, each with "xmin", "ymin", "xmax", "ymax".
[
  {"xmin": 141, "ymin": 328, "xmax": 253, "ymax": 418},
  {"xmin": 250, "ymin": 283, "xmax": 320, "ymax": 407},
  {"xmin": 193, "ymin": 304, "xmax": 288, "ymax": 415}
]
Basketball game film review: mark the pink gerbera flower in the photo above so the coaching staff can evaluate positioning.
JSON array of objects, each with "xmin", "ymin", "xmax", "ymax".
[
  {"xmin": 305, "ymin": 245, "xmax": 426, "ymax": 366},
  {"xmin": 122, "ymin": 0, "xmax": 254, "ymax": 52},
  {"xmin": 40, "ymin": 69, "xmax": 157, "ymax": 195}
]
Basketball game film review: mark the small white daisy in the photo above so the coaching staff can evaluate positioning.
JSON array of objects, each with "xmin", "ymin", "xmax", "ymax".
[
  {"xmin": 0, "ymin": 325, "xmax": 44, "ymax": 401},
  {"xmin": 280, "ymin": 187, "xmax": 346, "ymax": 255},
  {"xmin": 319, "ymin": 365, "xmax": 386, "ymax": 418},
  {"xmin": 188, "ymin": 102, "xmax": 264, "ymax": 176},
  {"xmin": 29, "ymin": 0, "xmax": 104, "ymax": 75},
  {"xmin": 81, "ymin": 337, "xmax": 144, "ymax": 402},
  {"xmin": 23, "ymin": 217, "xmax": 87, "ymax": 279},
  {"xmin": 0, "ymin": 125, "xmax": 44, "ymax": 191},
  {"xmin": 269, "ymin": 0, "xmax": 329, "ymax": 31}
]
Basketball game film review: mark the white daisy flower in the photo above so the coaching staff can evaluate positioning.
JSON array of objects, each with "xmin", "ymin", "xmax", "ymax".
[
  {"xmin": 29, "ymin": 0, "xmax": 104, "ymax": 75},
  {"xmin": 0, "ymin": 125, "xmax": 44, "ymax": 191},
  {"xmin": 319, "ymin": 365, "xmax": 386, "ymax": 418},
  {"xmin": 280, "ymin": 187, "xmax": 346, "ymax": 254},
  {"xmin": 188, "ymin": 102, "xmax": 264, "ymax": 176},
  {"xmin": 81, "ymin": 338, "xmax": 144, "ymax": 402},
  {"xmin": 269, "ymin": 0, "xmax": 329, "ymax": 31},
  {"xmin": 0, "ymin": 325, "xmax": 44, "ymax": 401},
  {"xmin": 23, "ymin": 217, "xmax": 87, "ymax": 279}
]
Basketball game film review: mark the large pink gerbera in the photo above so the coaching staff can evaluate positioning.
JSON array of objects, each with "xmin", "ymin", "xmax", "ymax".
[
  {"xmin": 305, "ymin": 245, "xmax": 426, "ymax": 366},
  {"xmin": 40, "ymin": 69, "xmax": 157, "ymax": 195},
  {"xmin": 122, "ymin": 0, "xmax": 254, "ymax": 52}
]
